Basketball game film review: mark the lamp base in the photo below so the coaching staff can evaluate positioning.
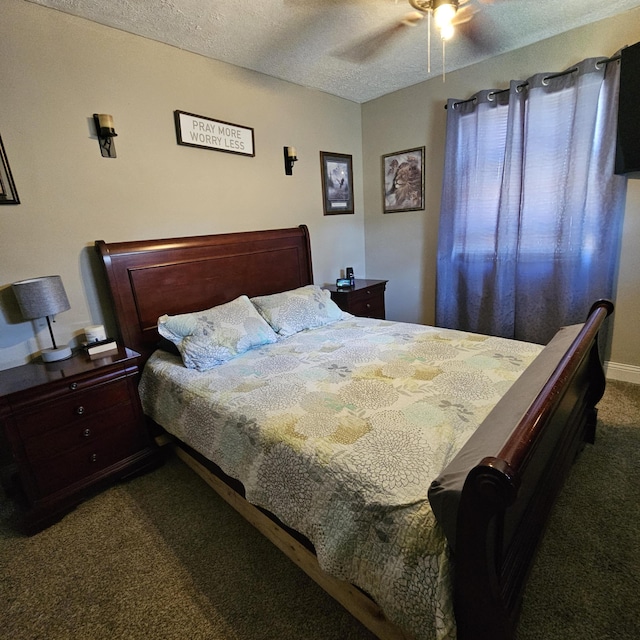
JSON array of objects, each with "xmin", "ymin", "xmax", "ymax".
[{"xmin": 42, "ymin": 345, "xmax": 72, "ymax": 362}]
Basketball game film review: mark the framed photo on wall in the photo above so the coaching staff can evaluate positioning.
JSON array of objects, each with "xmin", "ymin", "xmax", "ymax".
[
  {"xmin": 320, "ymin": 151, "xmax": 354, "ymax": 215},
  {"xmin": 382, "ymin": 147, "xmax": 425, "ymax": 213},
  {"xmin": 0, "ymin": 135, "xmax": 20, "ymax": 205}
]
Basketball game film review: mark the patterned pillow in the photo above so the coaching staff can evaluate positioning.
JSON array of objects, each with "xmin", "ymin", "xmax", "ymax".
[
  {"xmin": 250, "ymin": 285, "xmax": 343, "ymax": 337},
  {"xmin": 157, "ymin": 295, "xmax": 278, "ymax": 371}
]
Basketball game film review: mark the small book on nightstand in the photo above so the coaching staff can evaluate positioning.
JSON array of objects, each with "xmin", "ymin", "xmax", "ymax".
[{"xmin": 84, "ymin": 338, "xmax": 119, "ymax": 357}]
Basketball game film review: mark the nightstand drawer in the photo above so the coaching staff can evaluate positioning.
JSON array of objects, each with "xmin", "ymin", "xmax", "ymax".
[
  {"xmin": 31, "ymin": 420, "xmax": 148, "ymax": 495},
  {"xmin": 347, "ymin": 285, "xmax": 383, "ymax": 302},
  {"xmin": 348, "ymin": 296, "xmax": 385, "ymax": 318},
  {"xmin": 22, "ymin": 402, "xmax": 138, "ymax": 461},
  {"xmin": 14, "ymin": 377, "xmax": 131, "ymax": 439}
]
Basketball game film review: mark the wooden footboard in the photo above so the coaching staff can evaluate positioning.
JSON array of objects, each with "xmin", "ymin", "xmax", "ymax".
[{"xmin": 453, "ymin": 300, "xmax": 613, "ymax": 640}]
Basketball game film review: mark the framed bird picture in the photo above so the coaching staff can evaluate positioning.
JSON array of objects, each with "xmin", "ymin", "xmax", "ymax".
[{"xmin": 320, "ymin": 151, "xmax": 354, "ymax": 215}]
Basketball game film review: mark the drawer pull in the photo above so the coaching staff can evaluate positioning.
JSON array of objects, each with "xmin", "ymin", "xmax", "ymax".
[
  {"xmin": 366, "ymin": 303, "xmax": 371, "ymax": 309},
  {"xmin": 90, "ymin": 453, "xmax": 97, "ymax": 463},
  {"xmin": 83, "ymin": 428, "xmax": 91, "ymax": 438},
  {"xmin": 69, "ymin": 382, "xmax": 78, "ymax": 391},
  {"xmin": 76, "ymin": 406, "xmax": 85, "ymax": 415},
  {"xmin": 366, "ymin": 290, "xmax": 371, "ymax": 295}
]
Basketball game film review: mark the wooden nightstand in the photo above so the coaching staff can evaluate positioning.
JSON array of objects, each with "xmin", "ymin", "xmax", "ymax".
[
  {"xmin": 326, "ymin": 279, "xmax": 388, "ymax": 320},
  {"xmin": 0, "ymin": 346, "xmax": 160, "ymax": 534}
]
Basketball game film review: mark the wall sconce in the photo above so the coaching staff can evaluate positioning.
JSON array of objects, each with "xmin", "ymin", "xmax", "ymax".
[
  {"xmin": 93, "ymin": 113, "xmax": 118, "ymax": 158},
  {"xmin": 284, "ymin": 146, "xmax": 298, "ymax": 175}
]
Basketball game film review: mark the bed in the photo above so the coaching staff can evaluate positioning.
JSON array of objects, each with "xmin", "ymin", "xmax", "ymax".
[{"xmin": 95, "ymin": 225, "xmax": 612, "ymax": 640}]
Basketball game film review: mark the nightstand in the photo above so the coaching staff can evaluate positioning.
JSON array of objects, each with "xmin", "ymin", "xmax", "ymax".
[
  {"xmin": 0, "ymin": 346, "xmax": 160, "ymax": 534},
  {"xmin": 326, "ymin": 279, "xmax": 388, "ymax": 319}
]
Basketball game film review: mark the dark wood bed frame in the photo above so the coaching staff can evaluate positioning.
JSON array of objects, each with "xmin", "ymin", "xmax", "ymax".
[{"xmin": 95, "ymin": 225, "xmax": 613, "ymax": 640}]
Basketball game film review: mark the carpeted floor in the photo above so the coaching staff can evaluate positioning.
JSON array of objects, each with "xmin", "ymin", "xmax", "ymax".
[
  {"xmin": 1, "ymin": 380, "xmax": 638, "ymax": 640},
  {"xmin": 516, "ymin": 379, "xmax": 640, "ymax": 640}
]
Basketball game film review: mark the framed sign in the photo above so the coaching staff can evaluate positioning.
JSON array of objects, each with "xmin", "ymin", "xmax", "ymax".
[
  {"xmin": 174, "ymin": 110, "xmax": 255, "ymax": 157},
  {"xmin": 0, "ymin": 135, "xmax": 20, "ymax": 205},
  {"xmin": 320, "ymin": 151, "xmax": 354, "ymax": 215},
  {"xmin": 382, "ymin": 147, "xmax": 425, "ymax": 213}
]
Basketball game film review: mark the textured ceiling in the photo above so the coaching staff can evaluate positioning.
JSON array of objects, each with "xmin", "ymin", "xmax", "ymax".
[{"xmin": 25, "ymin": 0, "xmax": 640, "ymax": 103}]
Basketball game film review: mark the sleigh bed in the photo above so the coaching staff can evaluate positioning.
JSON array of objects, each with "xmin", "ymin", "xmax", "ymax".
[{"xmin": 95, "ymin": 225, "xmax": 612, "ymax": 640}]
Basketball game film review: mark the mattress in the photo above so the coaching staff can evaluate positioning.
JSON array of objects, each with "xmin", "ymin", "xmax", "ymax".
[{"xmin": 139, "ymin": 316, "xmax": 543, "ymax": 639}]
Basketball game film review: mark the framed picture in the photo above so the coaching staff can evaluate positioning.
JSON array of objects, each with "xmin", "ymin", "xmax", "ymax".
[
  {"xmin": 0, "ymin": 135, "xmax": 20, "ymax": 205},
  {"xmin": 320, "ymin": 151, "xmax": 354, "ymax": 215},
  {"xmin": 382, "ymin": 147, "xmax": 425, "ymax": 213}
]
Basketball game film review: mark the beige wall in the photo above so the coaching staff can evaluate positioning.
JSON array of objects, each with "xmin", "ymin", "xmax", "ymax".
[
  {"xmin": 0, "ymin": 0, "xmax": 364, "ymax": 369},
  {"xmin": 362, "ymin": 7, "xmax": 640, "ymax": 368},
  {"xmin": 1, "ymin": 0, "xmax": 638, "ymax": 372}
]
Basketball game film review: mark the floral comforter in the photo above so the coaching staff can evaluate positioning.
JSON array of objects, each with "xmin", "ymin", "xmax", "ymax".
[{"xmin": 139, "ymin": 316, "xmax": 543, "ymax": 639}]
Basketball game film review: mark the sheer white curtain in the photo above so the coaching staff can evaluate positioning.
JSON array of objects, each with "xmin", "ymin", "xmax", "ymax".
[{"xmin": 436, "ymin": 57, "xmax": 627, "ymax": 344}]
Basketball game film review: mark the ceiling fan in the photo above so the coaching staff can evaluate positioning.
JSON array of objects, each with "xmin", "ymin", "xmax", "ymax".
[
  {"xmin": 407, "ymin": 1, "xmax": 471, "ymax": 41},
  {"xmin": 336, "ymin": 0, "xmax": 499, "ymax": 73}
]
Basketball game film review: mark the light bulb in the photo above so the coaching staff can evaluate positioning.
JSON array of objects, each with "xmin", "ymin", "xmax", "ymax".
[
  {"xmin": 434, "ymin": 3, "xmax": 456, "ymax": 29},
  {"xmin": 440, "ymin": 22, "xmax": 455, "ymax": 40}
]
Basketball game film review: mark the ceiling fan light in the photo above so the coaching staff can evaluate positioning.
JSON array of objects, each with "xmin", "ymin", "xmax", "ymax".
[
  {"xmin": 440, "ymin": 23, "xmax": 455, "ymax": 40},
  {"xmin": 433, "ymin": 2, "xmax": 456, "ymax": 29}
]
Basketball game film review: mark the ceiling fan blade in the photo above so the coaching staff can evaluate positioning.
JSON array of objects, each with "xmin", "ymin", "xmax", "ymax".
[
  {"xmin": 333, "ymin": 12, "xmax": 424, "ymax": 63},
  {"xmin": 456, "ymin": 10, "xmax": 496, "ymax": 53},
  {"xmin": 453, "ymin": 4, "xmax": 479, "ymax": 26}
]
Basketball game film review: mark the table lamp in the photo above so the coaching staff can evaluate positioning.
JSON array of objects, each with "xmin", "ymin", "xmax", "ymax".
[{"xmin": 12, "ymin": 275, "xmax": 72, "ymax": 362}]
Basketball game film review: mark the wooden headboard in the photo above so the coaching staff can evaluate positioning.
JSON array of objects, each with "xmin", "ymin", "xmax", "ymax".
[{"xmin": 95, "ymin": 225, "xmax": 313, "ymax": 362}]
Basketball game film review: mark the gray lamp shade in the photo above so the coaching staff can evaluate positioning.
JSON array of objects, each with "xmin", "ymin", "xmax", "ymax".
[
  {"xmin": 12, "ymin": 275, "xmax": 72, "ymax": 362},
  {"xmin": 12, "ymin": 275, "xmax": 70, "ymax": 320}
]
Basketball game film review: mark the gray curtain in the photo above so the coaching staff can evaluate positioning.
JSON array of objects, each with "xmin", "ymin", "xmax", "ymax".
[{"xmin": 436, "ymin": 56, "xmax": 627, "ymax": 344}]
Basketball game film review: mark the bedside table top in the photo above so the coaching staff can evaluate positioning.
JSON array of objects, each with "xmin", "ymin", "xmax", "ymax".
[
  {"xmin": 0, "ymin": 346, "xmax": 139, "ymax": 398},
  {"xmin": 325, "ymin": 278, "xmax": 388, "ymax": 294}
]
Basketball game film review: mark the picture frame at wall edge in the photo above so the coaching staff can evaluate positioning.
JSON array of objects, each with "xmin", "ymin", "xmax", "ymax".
[{"xmin": 0, "ymin": 135, "xmax": 20, "ymax": 205}]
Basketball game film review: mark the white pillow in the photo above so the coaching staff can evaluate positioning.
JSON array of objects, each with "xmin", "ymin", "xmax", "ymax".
[
  {"xmin": 157, "ymin": 295, "xmax": 278, "ymax": 371},
  {"xmin": 250, "ymin": 285, "xmax": 343, "ymax": 337}
]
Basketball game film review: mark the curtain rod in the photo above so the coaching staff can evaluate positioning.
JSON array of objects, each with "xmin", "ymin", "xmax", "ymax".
[{"xmin": 444, "ymin": 53, "xmax": 622, "ymax": 109}]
